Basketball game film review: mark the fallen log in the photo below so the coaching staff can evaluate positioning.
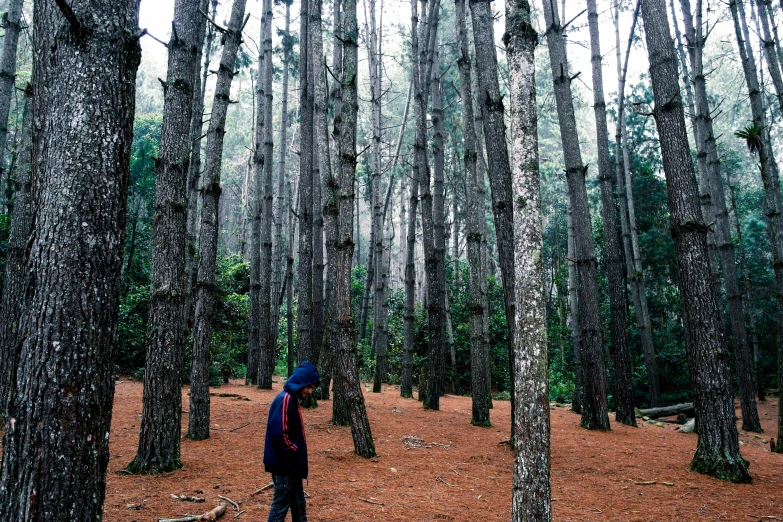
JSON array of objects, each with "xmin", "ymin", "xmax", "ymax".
[
  {"xmin": 158, "ymin": 502, "xmax": 228, "ymax": 522},
  {"xmin": 635, "ymin": 403, "xmax": 694, "ymax": 419}
]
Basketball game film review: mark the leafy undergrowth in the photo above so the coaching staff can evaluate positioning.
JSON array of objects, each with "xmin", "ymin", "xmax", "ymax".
[{"xmin": 105, "ymin": 380, "xmax": 782, "ymax": 521}]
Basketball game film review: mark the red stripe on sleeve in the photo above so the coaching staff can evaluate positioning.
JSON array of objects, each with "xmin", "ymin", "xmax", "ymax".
[{"xmin": 282, "ymin": 394, "xmax": 297, "ymax": 450}]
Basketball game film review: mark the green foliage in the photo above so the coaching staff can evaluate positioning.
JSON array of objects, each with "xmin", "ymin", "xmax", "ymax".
[{"xmin": 734, "ymin": 123, "xmax": 765, "ymax": 155}]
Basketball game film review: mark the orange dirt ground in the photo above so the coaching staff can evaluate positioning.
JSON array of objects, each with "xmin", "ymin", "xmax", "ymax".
[{"xmin": 104, "ymin": 379, "xmax": 782, "ymax": 521}]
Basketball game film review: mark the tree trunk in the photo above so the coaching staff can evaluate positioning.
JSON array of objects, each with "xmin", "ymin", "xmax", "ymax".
[
  {"xmin": 613, "ymin": 0, "xmax": 660, "ymax": 407},
  {"xmin": 0, "ymin": 0, "xmax": 140, "ymax": 516},
  {"xmin": 586, "ymin": 0, "xmax": 635, "ymax": 427},
  {"xmin": 411, "ymin": 0, "xmax": 444, "ymax": 410},
  {"xmin": 470, "ymin": 0, "xmax": 517, "ymax": 422},
  {"xmin": 431, "ymin": 40, "xmax": 448, "ymax": 398},
  {"xmin": 310, "ymin": 0, "xmax": 325, "ymax": 387},
  {"xmin": 330, "ymin": 0, "xmax": 351, "ymax": 424},
  {"xmin": 131, "ymin": 0, "xmax": 205, "ymax": 473},
  {"xmin": 185, "ymin": 0, "xmax": 216, "ymax": 340},
  {"xmin": 258, "ymin": 0, "xmax": 276, "ymax": 389},
  {"xmin": 0, "ymin": 0, "xmax": 24, "ymax": 212},
  {"xmin": 641, "ymin": 0, "xmax": 751, "ymax": 483},
  {"xmin": 505, "ymin": 0, "xmax": 552, "ymax": 517},
  {"xmin": 247, "ymin": 4, "xmax": 264, "ymax": 387},
  {"xmin": 679, "ymin": 0, "xmax": 761, "ymax": 432},
  {"xmin": 334, "ymin": 0, "xmax": 376, "ymax": 457},
  {"xmin": 0, "ymin": 88, "xmax": 31, "ymax": 416},
  {"xmin": 401, "ymin": 177, "xmax": 418, "ymax": 399},
  {"xmin": 456, "ymin": 0, "xmax": 489, "ymax": 426},
  {"xmin": 367, "ymin": 0, "xmax": 385, "ymax": 392},
  {"xmin": 542, "ymin": 0, "xmax": 609, "ymax": 431},
  {"xmin": 273, "ymin": 0, "xmax": 293, "ymax": 385},
  {"xmin": 358, "ymin": 211, "xmax": 374, "ymax": 345},
  {"xmin": 188, "ymin": 0, "xmax": 247, "ymax": 441},
  {"xmin": 287, "ymin": 182, "xmax": 297, "ymax": 379}
]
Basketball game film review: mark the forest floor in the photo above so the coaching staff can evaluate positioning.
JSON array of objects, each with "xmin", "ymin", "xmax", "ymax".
[{"xmin": 104, "ymin": 379, "xmax": 782, "ymax": 521}]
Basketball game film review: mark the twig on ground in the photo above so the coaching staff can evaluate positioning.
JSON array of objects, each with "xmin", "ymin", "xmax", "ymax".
[
  {"xmin": 232, "ymin": 511, "xmax": 245, "ymax": 519},
  {"xmin": 217, "ymin": 496, "xmax": 240, "ymax": 511},
  {"xmin": 660, "ymin": 481, "xmax": 675, "ymax": 486},
  {"xmin": 158, "ymin": 502, "xmax": 228, "ymax": 522},
  {"xmin": 633, "ymin": 481, "xmax": 656, "ymax": 485},
  {"xmin": 436, "ymin": 475, "xmax": 456, "ymax": 487},
  {"xmin": 252, "ymin": 482, "xmax": 274, "ymax": 495},
  {"xmin": 747, "ymin": 516, "xmax": 783, "ymax": 521},
  {"xmin": 170, "ymin": 494, "xmax": 205, "ymax": 503},
  {"xmin": 359, "ymin": 497, "xmax": 384, "ymax": 506}
]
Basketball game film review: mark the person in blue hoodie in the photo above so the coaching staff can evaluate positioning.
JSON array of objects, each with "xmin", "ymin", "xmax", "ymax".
[{"xmin": 263, "ymin": 361, "xmax": 320, "ymax": 522}]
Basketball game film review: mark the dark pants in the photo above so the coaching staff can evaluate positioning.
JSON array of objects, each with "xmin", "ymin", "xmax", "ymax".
[{"xmin": 267, "ymin": 474, "xmax": 307, "ymax": 522}]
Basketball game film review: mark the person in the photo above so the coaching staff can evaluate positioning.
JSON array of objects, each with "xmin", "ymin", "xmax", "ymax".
[{"xmin": 263, "ymin": 361, "xmax": 320, "ymax": 522}]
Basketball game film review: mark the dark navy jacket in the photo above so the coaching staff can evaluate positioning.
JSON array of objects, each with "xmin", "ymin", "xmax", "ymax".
[{"xmin": 263, "ymin": 361, "xmax": 320, "ymax": 479}]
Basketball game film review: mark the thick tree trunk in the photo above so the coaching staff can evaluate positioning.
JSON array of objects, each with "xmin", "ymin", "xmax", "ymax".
[
  {"xmin": 334, "ymin": 0, "xmax": 376, "ymax": 456},
  {"xmin": 456, "ymin": 0, "xmax": 489, "ymax": 426},
  {"xmin": 311, "ymin": 0, "xmax": 331, "ymax": 402},
  {"xmin": 0, "ymin": 0, "xmax": 24, "ymax": 211},
  {"xmin": 330, "ymin": 0, "xmax": 351, "ymax": 423},
  {"xmin": 132, "ymin": 0, "xmax": 204, "ymax": 472},
  {"xmin": 431, "ymin": 42, "xmax": 448, "ymax": 398},
  {"xmin": 642, "ymin": 0, "xmax": 751, "ymax": 482},
  {"xmin": 258, "ymin": 0, "xmax": 276, "ymax": 389},
  {"xmin": 469, "ymin": 0, "xmax": 517, "ymax": 421},
  {"xmin": 0, "ymin": 0, "xmax": 140, "ymax": 516},
  {"xmin": 680, "ymin": 0, "xmax": 761, "ymax": 432},
  {"xmin": 412, "ymin": 0, "xmax": 444, "ymax": 410},
  {"xmin": 0, "ymin": 90, "xmax": 30, "ymax": 416},
  {"xmin": 542, "ymin": 0, "xmax": 609, "ymax": 431},
  {"xmin": 358, "ymin": 230, "xmax": 374, "ymax": 345},
  {"xmin": 297, "ymin": 0, "xmax": 315, "ymax": 366},
  {"xmin": 613, "ymin": 0, "xmax": 660, "ymax": 407},
  {"xmin": 310, "ymin": 0, "xmax": 325, "ymax": 386},
  {"xmin": 586, "ymin": 0, "xmax": 635, "ymax": 427},
  {"xmin": 188, "ymin": 0, "xmax": 247, "ymax": 441},
  {"xmin": 505, "ymin": 0, "xmax": 552, "ymax": 517}
]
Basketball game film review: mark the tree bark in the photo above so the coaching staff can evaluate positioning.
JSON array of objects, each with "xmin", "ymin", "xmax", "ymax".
[
  {"xmin": 131, "ymin": 0, "xmax": 204, "ymax": 472},
  {"xmin": 469, "ymin": 0, "xmax": 517, "ymax": 422},
  {"xmin": 613, "ymin": 0, "xmax": 660, "ymax": 407},
  {"xmin": 679, "ymin": 0, "xmax": 761, "ymax": 433},
  {"xmin": 431, "ymin": 40, "xmax": 448, "ymax": 398},
  {"xmin": 0, "ymin": 88, "xmax": 30, "ymax": 416},
  {"xmin": 185, "ymin": 0, "xmax": 216, "ymax": 341},
  {"xmin": 0, "ymin": 0, "xmax": 24, "ymax": 212},
  {"xmin": 411, "ymin": 0, "xmax": 444, "ymax": 410},
  {"xmin": 542, "ymin": 0, "xmax": 610, "ymax": 431},
  {"xmin": 297, "ymin": 0, "xmax": 315, "ymax": 367},
  {"xmin": 334, "ymin": 0, "xmax": 376, "ymax": 456},
  {"xmin": 258, "ymin": 0, "xmax": 276, "ymax": 389},
  {"xmin": 401, "ymin": 176, "xmax": 418, "ymax": 399},
  {"xmin": 188, "ymin": 0, "xmax": 247, "ymax": 441},
  {"xmin": 310, "ymin": 0, "xmax": 325, "ymax": 387},
  {"xmin": 641, "ymin": 0, "xmax": 751, "ymax": 482},
  {"xmin": 271, "ymin": 0, "xmax": 292, "ymax": 388},
  {"xmin": 0, "ymin": 0, "xmax": 140, "ymax": 515},
  {"xmin": 505, "ymin": 0, "xmax": 552, "ymax": 517},
  {"xmin": 586, "ymin": 0, "xmax": 635, "ymax": 427},
  {"xmin": 456, "ymin": 0, "xmax": 489, "ymax": 426},
  {"xmin": 247, "ymin": 1, "xmax": 263, "ymax": 387}
]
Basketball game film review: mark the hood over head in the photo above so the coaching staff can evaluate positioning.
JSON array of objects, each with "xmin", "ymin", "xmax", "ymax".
[{"xmin": 284, "ymin": 361, "xmax": 321, "ymax": 395}]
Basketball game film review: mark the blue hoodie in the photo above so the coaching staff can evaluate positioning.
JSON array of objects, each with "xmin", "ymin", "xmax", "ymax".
[{"xmin": 263, "ymin": 361, "xmax": 320, "ymax": 479}]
